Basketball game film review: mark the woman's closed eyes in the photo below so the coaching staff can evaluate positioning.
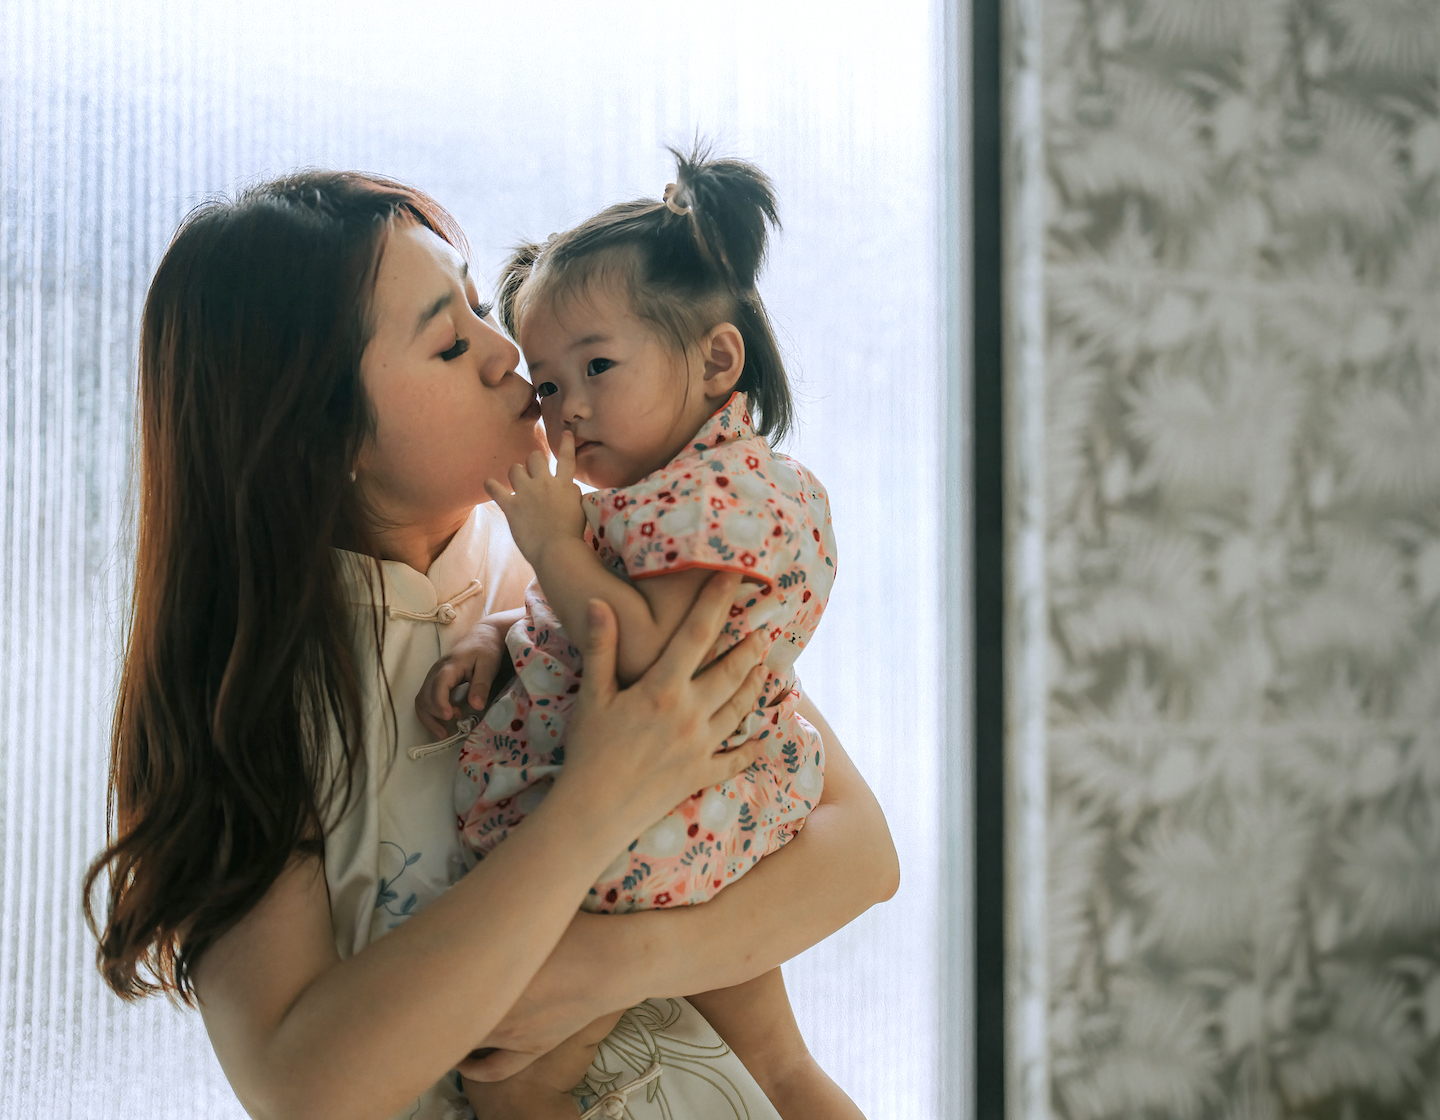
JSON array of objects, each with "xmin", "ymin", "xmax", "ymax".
[{"xmin": 438, "ymin": 303, "xmax": 495, "ymax": 361}]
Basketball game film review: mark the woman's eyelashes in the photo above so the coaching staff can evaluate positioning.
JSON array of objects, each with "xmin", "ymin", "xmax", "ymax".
[
  {"xmin": 437, "ymin": 304, "xmax": 494, "ymax": 361},
  {"xmin": 439, "ymin": 335, "xmax": 471, "ymax": 361},
  {"xmin": 587, "ymin": 357, "xmax": 614, "ymax": 377}
]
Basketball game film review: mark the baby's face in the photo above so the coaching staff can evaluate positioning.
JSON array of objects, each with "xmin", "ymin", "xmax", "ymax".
[{"xmin": 518, "ymin": 285, "xmax": 713, "ymax": 489}]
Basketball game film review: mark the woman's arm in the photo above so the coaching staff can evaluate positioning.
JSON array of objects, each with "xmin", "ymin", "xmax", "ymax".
[
  {"xmin": 468, "ymin": 698, "xmax": 899, "ymax": 1067},
  {"xmin": 191, "ymin": 579, "xmax": 771, "ymax": 1120}
]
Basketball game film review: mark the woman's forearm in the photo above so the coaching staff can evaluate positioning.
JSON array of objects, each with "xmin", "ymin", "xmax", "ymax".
[
  {"xmin": 537, "ymin": 705, "xmax": 899, "ymax": 1016},
  {"xmin": 259, "ymin": 784, "xmax": 639, "ymax": 1119}
]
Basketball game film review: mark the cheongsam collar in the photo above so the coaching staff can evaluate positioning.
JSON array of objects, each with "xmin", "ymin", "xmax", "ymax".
[
  {"xmin": 333, "ymin": 504, "xmax": 488, "ymax": 621},
  {"xmin": 674, "ymin": 391, "xmax": 757, "ymax": 463}
]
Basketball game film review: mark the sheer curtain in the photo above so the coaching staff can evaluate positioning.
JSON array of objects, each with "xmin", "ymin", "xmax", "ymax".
[{"xmin": 0, "ymin": 2, "xmax": 963, "ymax": 1115}]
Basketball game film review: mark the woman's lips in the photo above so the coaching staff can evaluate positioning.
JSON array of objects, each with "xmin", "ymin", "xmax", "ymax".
[{"xmin": 520, "ymin": 394, "xmax": 542, "ymax": 420}]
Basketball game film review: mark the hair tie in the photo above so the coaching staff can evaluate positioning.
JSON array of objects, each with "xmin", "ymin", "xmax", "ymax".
[{"xmin": 663, "ymin": 183, "xmax": 690, "ymax": 216}]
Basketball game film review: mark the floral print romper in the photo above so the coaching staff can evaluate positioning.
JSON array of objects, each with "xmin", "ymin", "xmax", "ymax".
[{"xmin": 454, "ymin": 393, "xmax": 837, "ymax": 912}]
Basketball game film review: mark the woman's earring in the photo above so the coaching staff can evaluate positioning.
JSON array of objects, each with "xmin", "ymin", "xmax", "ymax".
[{"xmin": 349, "ymin": 469, "xmax": 357, "ymax": 483}]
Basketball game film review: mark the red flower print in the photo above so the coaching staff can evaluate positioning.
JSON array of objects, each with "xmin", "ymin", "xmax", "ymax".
[
  {"xmin": 591, "ymin": 537, "xmax": 600, "ymax": 551},
  {"xmin": 665, "ymin": 550, "xmax": 679, "ymax": 561},
  {"xmin": 713, "ymin": 879, "xmax": 722, "ymax": 890},
  {"xmin": 716, "ymin": 435, "xmax": 726, "ymax": 443},
  {"xmin": 772, "ymin": 525, "xmax": 783, "ymax": 537},
  {"xmin": 510, "ymin": 719, "xmax": 523, "ymax": 732},
  {"xmin": 613, "ymin": 495, "xmax": 628, "ymax": 510},
  {"xmin": 739, "ymin": 552, "xmax": 757, "ymax": 568},
  {"xmin": 746, "ymin": 456, "xmax": 760, "ymax": 469},
  {"xmin": 729, "ymin": 605, "xmax": 744, "ymax": 617},
  {"xmin": 687, "ymin": 823, "xmax": 700, "ymax": 837},
  {"xmin": 597, "ymin": 525, "xmax": 605, "ymax": 537},
  {"xmin": 802, "ymin": 590, "xmax": 812, "ymax": 602},
  {"xmin": 716, "ymin": 476, "xmax": 729, "ymax": 487},
  {"xmin": 640, "ymin": 523, "xmax": 655, "ymax": 537},
  {"xmin": 654, "ymin": 892, "xmax": 672, "ymax": 906},
  {"xmin": 710, "ymin": 497, "xmax": 725, "ymax": 509},
  {"xmin": 813, "ymin": 529, "xmax": 820, "ymax": 540},
  {"xmin": 606, "ymin": 888, "xmax": 618, "ymax": 903},
  {"xmin": 742, "ymin": 412, "xmax": 752, "ymax": 425},
  {"xmin": 770, "ymin": 628, "xmax": 781, "ymax": 640}
]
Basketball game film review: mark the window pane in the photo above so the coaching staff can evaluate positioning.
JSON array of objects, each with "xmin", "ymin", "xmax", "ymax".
[{"xmin": 0, "ymin": 3, "xmax": 958, "ymax": 1115}]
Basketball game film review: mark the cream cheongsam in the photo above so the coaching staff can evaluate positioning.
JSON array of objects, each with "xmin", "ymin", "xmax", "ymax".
[
  {"xmin": 323, "ymin": 502, "xmax": 783, "ymax": 1120},
  {"xmin": 454, "ymin": 393, "xmax": 837, "ymax": 913}
]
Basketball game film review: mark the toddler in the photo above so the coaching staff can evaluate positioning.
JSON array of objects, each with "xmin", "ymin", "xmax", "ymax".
[{"xmin": 419, "ymin": 150, "xmax": 856, "ymax": 1120}]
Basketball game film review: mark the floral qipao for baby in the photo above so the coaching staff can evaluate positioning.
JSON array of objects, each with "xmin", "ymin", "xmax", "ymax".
[{"xmin": 454, "ymin": 392, "xmax": 837, "ymax": 912}]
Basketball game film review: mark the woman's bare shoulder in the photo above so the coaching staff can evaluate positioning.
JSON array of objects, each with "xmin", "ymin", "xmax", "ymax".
[{"xmin": 190, "ymin": 852, "xmax": 338, "ymax": 1115}]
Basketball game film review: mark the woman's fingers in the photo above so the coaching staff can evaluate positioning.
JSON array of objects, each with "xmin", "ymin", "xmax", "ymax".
[
  {"xmin": 576, "ymin": 599, "xmax": 619, "ymax": 708},
  {"xmin": 706, "ymin": 661, "xmax": 768, "ymax": 743},
  {"xmin": 693, "ymin": 626, "xmax": 770, "ymax": 718},
  {"xmin": 707, "ymin": 735, "xmax": 767, "ymax": 788},
  {"xmin": 646, "ymin": 571, "xmax": 744, "ymax": 688}
]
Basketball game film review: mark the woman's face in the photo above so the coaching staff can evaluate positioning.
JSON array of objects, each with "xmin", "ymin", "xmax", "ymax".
[{"xmin": 356, "ymin": 219, "xmax": 544, "ymax": 535}]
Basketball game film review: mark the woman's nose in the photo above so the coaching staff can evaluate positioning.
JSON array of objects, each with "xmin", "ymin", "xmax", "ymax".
[{"xmin": 476, "ymin": 320, "xmax": 520, "ymax": 385}]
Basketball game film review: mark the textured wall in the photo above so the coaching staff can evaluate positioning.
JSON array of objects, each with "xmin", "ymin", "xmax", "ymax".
[
  {"xmin": 1022, "ymin": 1, "xmax": 1440, "ymax": 1118},
  {"xmin": 0, "ymin": 2, "xmax": 953, "ymax": 1116}
]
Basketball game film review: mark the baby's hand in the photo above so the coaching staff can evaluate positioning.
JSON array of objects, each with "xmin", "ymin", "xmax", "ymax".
[
  {"xmin": 415, "ymin": 610, "xmax": 523, "ymax": 740},
  {"xmin": 484, "ymin": 431, "xmax": 585, "ymax": 566}
]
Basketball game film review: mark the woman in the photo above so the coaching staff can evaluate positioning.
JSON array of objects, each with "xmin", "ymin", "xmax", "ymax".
[{"xmin": 84, "ymin": 171, "xmax": 899, "ymax": 1120}]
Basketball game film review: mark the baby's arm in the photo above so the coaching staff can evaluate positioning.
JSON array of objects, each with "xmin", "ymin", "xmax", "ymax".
[
  {"xmin": 485, "ymin": 433, "xmax": 727, "ymax": 686},
  {"xmin": 415, "ymin": 607, "xmax": 525, "ymax": 738}
]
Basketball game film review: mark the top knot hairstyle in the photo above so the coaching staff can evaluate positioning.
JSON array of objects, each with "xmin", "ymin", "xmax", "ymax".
[{"xmin": 499, "ymin": 145, "xmax": 794, "ymax": 444}]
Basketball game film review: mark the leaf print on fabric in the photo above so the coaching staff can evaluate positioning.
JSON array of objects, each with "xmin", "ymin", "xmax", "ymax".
[
  {"xmin": 456, "ymin": 393, "xmax": 832, "ymax": 912},
  {"xmin": 1033, "ymin": 0, "xmax": 1440, "ymax": 1115}
]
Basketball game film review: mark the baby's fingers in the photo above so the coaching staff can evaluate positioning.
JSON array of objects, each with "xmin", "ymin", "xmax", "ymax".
[
  {"xmin": 554, "ymin": 430, "xmax": 576, "ymax": 483},
  {"xmin": 484, "ymin": 477, "xmax": 515, "ymax": 512}
]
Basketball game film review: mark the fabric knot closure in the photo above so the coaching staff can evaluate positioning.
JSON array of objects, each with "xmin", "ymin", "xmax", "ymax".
[
  {"xmin": 580, "ymin": 1062, "xmax": 663, "ymax": 1119},
  {"xmin": 385, "ymin": 578, "xmax": 482, "ymax": 625}
]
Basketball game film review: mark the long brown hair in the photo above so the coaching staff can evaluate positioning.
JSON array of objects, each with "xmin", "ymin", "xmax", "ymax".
[{"xmin": 83, "ymin": 170, "xmax": 467, "ymax": 1004}]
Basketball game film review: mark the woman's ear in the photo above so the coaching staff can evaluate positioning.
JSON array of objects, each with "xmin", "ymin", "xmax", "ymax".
[{"xmin": 700, "ymin": 323, "xmax": 745, "ymax": 400}]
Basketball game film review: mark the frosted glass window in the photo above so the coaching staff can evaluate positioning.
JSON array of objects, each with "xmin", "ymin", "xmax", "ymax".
[{"xmin": 0, "ymin": 2, "xmax": 964, "ymax": 1116}]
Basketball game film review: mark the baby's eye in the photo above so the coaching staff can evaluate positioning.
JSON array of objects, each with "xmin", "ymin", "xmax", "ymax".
[
  {"xmin": 587, "ymin": 358, "xmax": 614, "ymax": 377},
  {"xmin": 536, "ymin": 382, "xmax": 558, "ymax": 398},
  {"xmin": 440, "ymin": 336, "xmax": 471, "ymax": 362}
]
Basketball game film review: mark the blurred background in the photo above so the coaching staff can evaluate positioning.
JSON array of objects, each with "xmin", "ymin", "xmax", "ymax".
[
  {"xmin": 998, "ymin": 2, "xmax": 1440, "ymax": 1120},
  {"xmin": 0, "ymin": 1, "xmax": 966, "ymax": 1118}
]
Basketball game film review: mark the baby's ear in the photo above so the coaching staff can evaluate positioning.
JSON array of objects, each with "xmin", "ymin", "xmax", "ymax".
[{"xmin": 700, "ymin": 322, "xmax": 745, "ymax": 398}]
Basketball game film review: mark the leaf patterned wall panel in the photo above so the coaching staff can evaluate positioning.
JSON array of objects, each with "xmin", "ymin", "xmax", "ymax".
[{"xmin": 1036, "ymin": 0, "xmax": 1440, "ymax": 1117}]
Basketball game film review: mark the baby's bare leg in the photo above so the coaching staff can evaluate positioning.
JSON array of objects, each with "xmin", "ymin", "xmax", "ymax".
[
  {"xmin": 689, "ymin": 968, "xmax": 865, "ymax": 1120},
  {"xmin": 464, "ymin": 1011, "xmax": 625, "ymax": 1120}
]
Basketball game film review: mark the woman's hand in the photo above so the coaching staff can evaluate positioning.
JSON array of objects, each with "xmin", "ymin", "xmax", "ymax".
[
  {"xmin": 463, "ymin": 712, "xmax": 898, "ymax": 1077},
  {"xmin": 554, "ymin": 572, "xmax": 774, "ymax": 837}
]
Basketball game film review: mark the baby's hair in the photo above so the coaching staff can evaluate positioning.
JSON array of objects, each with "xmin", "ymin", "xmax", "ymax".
[{"xmin": 498, "ymin": 144, "xmax": 794, "ymax": 444}]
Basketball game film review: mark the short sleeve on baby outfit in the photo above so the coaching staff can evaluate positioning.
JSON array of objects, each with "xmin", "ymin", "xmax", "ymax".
[{"xmin": 582, "ymin": 393, "xmax": 831, "ymax": 596}]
